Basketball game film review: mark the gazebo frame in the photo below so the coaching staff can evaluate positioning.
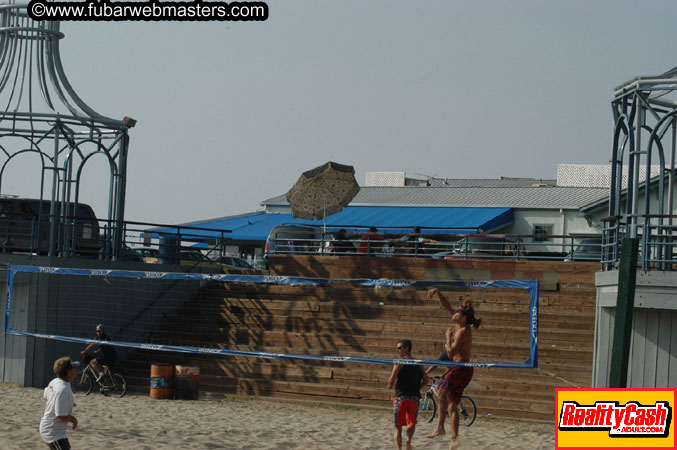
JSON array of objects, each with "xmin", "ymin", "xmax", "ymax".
[{"xmin": 0, "ymin": 2, "xmax": 133, "ymax": 259}]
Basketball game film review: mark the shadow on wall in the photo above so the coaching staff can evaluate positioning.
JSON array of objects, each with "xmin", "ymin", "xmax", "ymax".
[{"xmin": 123, "ymin": 279, "xmax": 388, "ymax": 397}]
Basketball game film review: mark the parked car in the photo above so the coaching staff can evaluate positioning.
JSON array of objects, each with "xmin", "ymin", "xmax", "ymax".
[
  {"xmin": 119, "ymin": 246, "xmax": 145, "ymax": 263},
  {"xmin": 265, "ymin": 225, "xmax": 331, "ymax": 257},
  {"xmin": 134, "ymin": 247, "xmax": 159, "ymax": 264},
  {"xmin": 179, "ymin": 250, "xmax": 221, "ymax": 268},
  {"xmin": 216, "ymin": 255, "xmax": 254, "ymax": 269},
  {"xmin": 0, "ymin": 197, "xmax": 101, "ymax": 255},
  {"xmin": 565, "ymin": 237, "xmax": 603, "ymax": 261},
  {"xmin": 442, "ymin": 235, "xmax": 523, "ymax": 259},
  {"xmin": 180, "ymin": 250, "xmax": 208, "ymax": 262}
]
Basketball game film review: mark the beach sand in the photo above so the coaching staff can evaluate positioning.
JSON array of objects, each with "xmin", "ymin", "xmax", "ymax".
[{"xmin": 0, "ymin": 382, "xmax": 554, "ymax": 449}]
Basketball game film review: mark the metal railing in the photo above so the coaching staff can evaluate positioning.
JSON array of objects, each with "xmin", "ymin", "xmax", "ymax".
[
  {"xmin": 1, "ymin": 214, "xmax": 641, "ymax": 269},
  {"xmin": 0, "ymin": 215, "xmax": 263, "ymax": 270},
  {"xmin": 602, "ymin": 214, "xmax": 677, "ymax": 271},
  {"xmin": 264, "ymin": 226, "xmax": 605, "ymax": 262}
]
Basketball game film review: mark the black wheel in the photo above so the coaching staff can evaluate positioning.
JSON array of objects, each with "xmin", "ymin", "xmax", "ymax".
[
  {"xmin": 110, "ymin": 373, "xmax": 127, "ymax": 398},
  {"xmin": 458, "ymin": 395, "xmax": 476, "ymax": 427},
  {"xmin": 71, "ymin": 370, "xmax": 93, "ymax": 395},
  {"xmin": 419, "ymin": 393, "xmax": 436, "ymax": 424}
]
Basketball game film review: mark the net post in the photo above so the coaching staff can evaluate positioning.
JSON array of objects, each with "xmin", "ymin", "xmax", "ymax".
[
  {"xmin": 609, "ymin": 237, "xmax": 639, "ymax": 388},
  {"xmin": 528, "ymin": 280, "xmax": 539, "ymax": 368},
  {"xmin": 4, "ymin": 268, "xmax": 15, "ymax": 335}
]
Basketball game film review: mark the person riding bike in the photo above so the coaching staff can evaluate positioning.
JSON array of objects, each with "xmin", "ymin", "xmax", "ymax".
[{"xmin": 81, "ymin": 324, "xmax": 118, "ymax": 382}]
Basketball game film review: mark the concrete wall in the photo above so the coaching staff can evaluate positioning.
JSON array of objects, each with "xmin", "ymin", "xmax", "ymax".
[
  {"xmin": 0, "ymin": 254, "xmax": 216, "ymax": 388},
  {"xmin": 593, "ymin": 270, "xmax": 677, "ymax": 388}
]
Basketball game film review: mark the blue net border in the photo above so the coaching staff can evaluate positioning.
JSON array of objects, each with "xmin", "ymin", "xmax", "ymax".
[{"xmin": 5, "ymin": 265, "xmax": 539, "ymax": 368}]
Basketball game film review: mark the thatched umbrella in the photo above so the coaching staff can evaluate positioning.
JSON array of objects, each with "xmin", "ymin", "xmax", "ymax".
[{"xmin": 286, "ymin": 162, "xmax": 360, "ymax": 226}]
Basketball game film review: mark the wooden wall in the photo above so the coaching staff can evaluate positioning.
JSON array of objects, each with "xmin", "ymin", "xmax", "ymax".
[{"xmin": 121, "ymin": 255, "xmax": 598, "ymax": 423}]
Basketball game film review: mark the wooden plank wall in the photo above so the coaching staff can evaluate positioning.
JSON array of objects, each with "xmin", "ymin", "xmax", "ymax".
[
  {"xmin": 121, "ymin": 255, "xmax": 598, "ymax": 423},
  {"xmin": 594, "ymin": 307, "xmax": 677, "ymax": 388}
]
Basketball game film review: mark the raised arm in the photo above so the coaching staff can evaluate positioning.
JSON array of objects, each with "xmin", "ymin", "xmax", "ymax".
[{"xmin": 427, "ymin": 288, "xmax": 455, "ymax": 317}]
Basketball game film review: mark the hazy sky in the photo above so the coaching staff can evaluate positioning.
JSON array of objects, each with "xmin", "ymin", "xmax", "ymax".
[{"xmin": 4, "ymin": 0, "xmax": 676, "ymax": 224}]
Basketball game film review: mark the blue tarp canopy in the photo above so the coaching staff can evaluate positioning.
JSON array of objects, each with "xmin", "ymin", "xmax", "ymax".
[
  {"xmin": 147, "ymin": 207, "xmax": 513, "ymax": 242},
  {"xmin": 320, "ymin": 206, "xmax": 512, "ymax": 234}
]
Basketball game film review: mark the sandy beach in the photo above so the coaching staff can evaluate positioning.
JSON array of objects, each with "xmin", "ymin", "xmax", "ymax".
[{"xmin": 0, "ymin": 382, "xmax": 554, "ymax": 449}]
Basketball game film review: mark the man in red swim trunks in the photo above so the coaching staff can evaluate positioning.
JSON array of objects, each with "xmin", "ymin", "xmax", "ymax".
[
  {"xmin": 387, "ymin": 339, "xmax": 429, "ymax": 450},
  {"xmin": 425, "ymin": 289, "xmax": 482, "ymax": 449}
]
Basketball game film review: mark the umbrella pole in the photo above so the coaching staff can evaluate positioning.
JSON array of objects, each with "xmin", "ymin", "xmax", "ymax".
[{"xmin": 323, "ymin": 193, "xmax": 327, "ymax": 232}]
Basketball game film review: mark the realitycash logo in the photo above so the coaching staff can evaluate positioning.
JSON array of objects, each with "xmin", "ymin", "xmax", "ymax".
[{"xmin": 556, "ymin": 389, "xmax": 676, "ymax": 449}]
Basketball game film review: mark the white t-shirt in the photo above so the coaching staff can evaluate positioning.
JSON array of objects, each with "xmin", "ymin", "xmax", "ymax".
[{"xmin": 39, "ymin": 377, "xmax": 74, "ymax": 443}]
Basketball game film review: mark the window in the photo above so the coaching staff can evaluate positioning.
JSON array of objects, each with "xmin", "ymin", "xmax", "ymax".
[{"xmin": 533, "ymin": 224, "xmax": 554, "ymax": 242}]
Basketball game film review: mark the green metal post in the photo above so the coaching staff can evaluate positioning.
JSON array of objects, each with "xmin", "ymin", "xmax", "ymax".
[{"xmin": 608, "ymin": 237, "xmax": 639, "ymax": 388}]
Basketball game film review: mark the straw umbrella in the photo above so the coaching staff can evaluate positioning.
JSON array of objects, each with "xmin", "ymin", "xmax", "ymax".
[{"xmin": 286, "ymin": 162, "xmax": 360, "ymax": 229}]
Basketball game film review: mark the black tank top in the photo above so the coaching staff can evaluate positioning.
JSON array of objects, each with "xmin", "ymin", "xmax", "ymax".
[{"xmin": 395, "ymin": 365, "xmax": 423, "ymax": 398}]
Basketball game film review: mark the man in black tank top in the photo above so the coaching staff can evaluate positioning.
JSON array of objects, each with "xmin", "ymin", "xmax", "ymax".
[{"xmin": 387, "ymin": 340, "xmax": 430, "ymax": 450}]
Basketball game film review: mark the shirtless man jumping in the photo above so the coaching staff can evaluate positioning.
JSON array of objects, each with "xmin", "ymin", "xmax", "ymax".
[{"xmin": 425, "ymin": 288, "xmax": 481, "ymax": 449}]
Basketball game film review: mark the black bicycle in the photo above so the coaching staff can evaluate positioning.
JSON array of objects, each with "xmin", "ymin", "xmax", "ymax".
[
  {"xmin": 72, "ymin": 357, "xmax": 127, "ymax": 398},
  {"xmin": 419, "ymin": 377, "xmax": 476, "ymax": 426}
]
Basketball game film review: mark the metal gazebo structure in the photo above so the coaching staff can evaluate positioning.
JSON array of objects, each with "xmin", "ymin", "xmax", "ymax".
[
  {"xmin": 0, "ymin": 1, "xmax": 134, "ymax": 259},
  {"xmin": 605, "ymin": 65, "xmax": 677, "ymax": 270}
]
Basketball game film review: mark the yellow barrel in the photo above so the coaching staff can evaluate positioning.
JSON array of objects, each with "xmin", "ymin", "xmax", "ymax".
[
  {"xmin": 150, "ymin": 364, "xmax": 174, "ymax": 399},
  {"xmin": 174, "ymin": 365, "xmax": 200, "ymax": 400}
]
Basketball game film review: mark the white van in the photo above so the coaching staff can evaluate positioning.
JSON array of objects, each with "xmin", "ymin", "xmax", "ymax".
[{"xmin": 264, "ymin": 225, "xmax": 332, "ymax": 257}]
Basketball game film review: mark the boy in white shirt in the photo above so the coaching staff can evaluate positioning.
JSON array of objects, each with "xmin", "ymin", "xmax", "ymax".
[{"xmin": 40, "ymin": 357, "xmax": 79, "ymax": 449}]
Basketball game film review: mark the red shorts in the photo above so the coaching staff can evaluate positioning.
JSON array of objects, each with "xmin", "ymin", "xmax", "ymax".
[
  {"xmin": 440, "ymin": 366, "xmax": 473, "ymax": 404},
  {"xmin": 393, "ymin": 396, "xmax": 419, "ymax": 427}
]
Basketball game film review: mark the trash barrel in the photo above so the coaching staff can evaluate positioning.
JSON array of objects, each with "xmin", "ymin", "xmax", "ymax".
[
  {"xmin": 150, "ymin": 364, "xmax": 174, "ymax": 399},
  {"xmin": 174, "ymin": 365, "xmax": 200, "ymax": 400}
]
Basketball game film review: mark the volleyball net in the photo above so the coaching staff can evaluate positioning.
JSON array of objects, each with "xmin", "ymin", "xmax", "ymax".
[{"xmin": 4, "ymin": 265, "xmax": 539, "ymax": 368}]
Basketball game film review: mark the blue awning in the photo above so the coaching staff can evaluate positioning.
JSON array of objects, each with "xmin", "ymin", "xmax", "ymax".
[
  {"xmin": 146, "ymin": 207, "xmax": 513, "ymax": 242},
  {"xmin": 320, "ymin": 206, "xmax": 512, "ymax": 233},
  {"xmin": 147, "ymin": 212, "xmax": 313, "ymax": 241}
]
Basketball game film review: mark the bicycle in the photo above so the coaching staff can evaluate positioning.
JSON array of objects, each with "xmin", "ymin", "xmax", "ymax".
[
  {"xmin": 419, "ymin": 376, "xmax": 476, "ymax": 427},
  {"xmin": 72, "ymin": 358, "xmax": 127, "ymax": 398}
]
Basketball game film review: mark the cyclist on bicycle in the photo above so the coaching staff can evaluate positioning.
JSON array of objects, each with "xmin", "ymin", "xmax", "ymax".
[
  {"xmin": 81, "ymin": 324, "xmax": 118, "ymax": 382},
  {"xmin": 425, "ymin": 289, "xmax": 481, "ymax": 449}
]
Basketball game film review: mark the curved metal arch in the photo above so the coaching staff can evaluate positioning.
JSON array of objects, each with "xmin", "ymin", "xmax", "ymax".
[
  {"xmin": 0, "ymin": 131, "xmax": 55, "ymax": 169},
  {"xmin": 0, "ymin": 147, "xmax": 53, "ymax": 196},
  {"xmin": 0, "ymin": 131, "xmax": 45, "ymax": 154},
  {"xmin": 644, "ymin": 125, "xmax": 666, "ymax": 218},
  {"xmin": 644, "ymin": 110, "xmax": 677, "ymax": 217},
  {"xmin": 70, "ymin": 146, "xmax": 119, "ymax": 224},
  {"xmin": 610, "ymin": 114, "xmax": 633, "ymax": 217},
  {"xmin": 69, "ymin": 130, "xmax": 126, "ymax": 162}
]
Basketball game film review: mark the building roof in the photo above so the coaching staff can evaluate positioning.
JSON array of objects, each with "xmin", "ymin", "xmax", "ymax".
[
  {"xmin": 148, "ymin": 211, "xmax": 313, "ymax": 242},
  {"xmin": 148, "ymin": 207, "xmax": 514, "ymax": 242},
  {"xmin": 262, "ymin": 186, "xmax": 609, "ymax": 210},
  {"xmin": 317, "ymin": 206, "xmax": 512, "ymax": 233},
  {"xmin": 423, "ymin": 178, "xmax": 557, "ymax": 188}
]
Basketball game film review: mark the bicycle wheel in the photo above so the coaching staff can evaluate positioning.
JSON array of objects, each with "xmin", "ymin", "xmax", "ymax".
[
  {"xmin": 419, "ymin": 393, "xmax": 436, "ymax": 424},
  {"xmin": 109, "ymin": 373, "xmax": 127, "ymax": 398},
  {"xmin": 458, "ymin": 395, "xmax": 477, "ymax": 427},
  {"xmin": 71, "ymin": 370, "xmax": 93, "ymax": 395}
]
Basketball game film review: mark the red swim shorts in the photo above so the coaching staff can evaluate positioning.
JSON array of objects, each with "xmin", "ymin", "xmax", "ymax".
[
  {"xmin": 393, "ymin": 396, "xmax": 419, "ymax": 427},
  {"xmin": 439, "ymin": 366, "xmax": 474, "ymax": 404}
]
